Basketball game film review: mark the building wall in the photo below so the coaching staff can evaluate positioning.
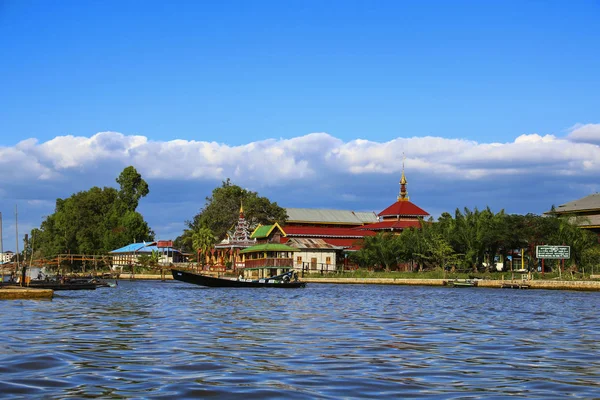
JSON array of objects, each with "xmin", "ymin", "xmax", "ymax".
[
  {"xmin": 294, "ymin": 249, "xmax": 338, "ymax": 272},
  {"xmin": 1, "ymin": 252, "xmax": 14, "ymax": 263}
]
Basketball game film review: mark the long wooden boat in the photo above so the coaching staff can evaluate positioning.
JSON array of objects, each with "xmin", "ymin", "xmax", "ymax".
[
  {"xmin": 26, "ymin": 281, "xmax": 98, "ymax": 291},
  {"xmin": 171, "ymin": 269, "xmax": 306, "ymax": 288},
  {"xmin": 0, "ymin": 281, "xmax": 97, "ymax": 290}
]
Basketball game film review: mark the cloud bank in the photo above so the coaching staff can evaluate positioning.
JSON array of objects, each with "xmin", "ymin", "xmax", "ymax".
[{"xmin": 1, "ymin": 124, "xmax": 599, "ymax": 245}]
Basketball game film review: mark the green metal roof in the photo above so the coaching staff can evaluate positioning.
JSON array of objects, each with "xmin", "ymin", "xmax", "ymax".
[
  {"xmin": 240, "ymin": 243, "xmax": 299, "ymax": 254},
  {"xmin": 250, "ymin": 225, "xmax": 273, "ymax": 239}
]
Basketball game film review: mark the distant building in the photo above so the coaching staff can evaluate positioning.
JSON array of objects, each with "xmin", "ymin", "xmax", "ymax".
[
  {"xmin": 0, "ymin": 251, "xmax": 14, "ymax": 263},
  {"xmin": 282, "ymin": 209, "xmax": 377, "ymax": 252},
  {"xmin": 280, "ymin": 162, "xmax": 430, "ymax": 257},
  {"xmin": 109, "ymin": 241, "xmax": 184, "ymax": 270},
  {"xmin": 546, "ymin": 193, "xmax": 600, "ymax": 239}
]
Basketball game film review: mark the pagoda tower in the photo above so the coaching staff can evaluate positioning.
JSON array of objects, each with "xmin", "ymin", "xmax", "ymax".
[
  {"xmin": 214, "ymin": 202, "xmax": 255, "ymax": 270},
  {"xmin": 358, "ymin": 156, "xmax": 429, "ymax": 233},
  {"xmin": 231, "ymin": 203, "xmax": 251, "ymax": 243}
]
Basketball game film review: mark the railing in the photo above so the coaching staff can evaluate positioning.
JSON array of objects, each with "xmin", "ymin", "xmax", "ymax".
[
  {"xmin": 300, "ymin": 262, "xmax": 347, "ymax": 276},
  {"xmin": 244, "ymin": 258, "xmax": 293, "ymax": 269}
]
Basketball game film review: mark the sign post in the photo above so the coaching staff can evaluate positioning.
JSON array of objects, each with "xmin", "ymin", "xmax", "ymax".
[
  {"xmin": 536, "ymin": 245, "xmax": 570, "ymax": 277},
  {"xmin": 535, "ymin": 245, "xmax": 570, "ymax": 260}
]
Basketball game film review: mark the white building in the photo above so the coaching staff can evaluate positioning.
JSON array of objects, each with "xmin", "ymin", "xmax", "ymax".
[
  {"xmin": 0, "ymin": 251, "xmax": 14, "ymax": 263},
  {"xmin": 285, "ymin": 238, "xmax": 344, "ymax": 272}
]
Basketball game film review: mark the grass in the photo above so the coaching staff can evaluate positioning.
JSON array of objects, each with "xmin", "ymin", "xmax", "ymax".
[{"xmin": 303, "ymin": 268, "xmax": 600, "ymax": 281}]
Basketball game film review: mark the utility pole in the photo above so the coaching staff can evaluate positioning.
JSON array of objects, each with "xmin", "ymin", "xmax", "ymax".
[
  {"xmin": 16, "ymin": 205, "xmax": 21, "ymax": 285},
  {"xmin": 0, "ymin": 211, "xmax": 3, "ymax": 255}
]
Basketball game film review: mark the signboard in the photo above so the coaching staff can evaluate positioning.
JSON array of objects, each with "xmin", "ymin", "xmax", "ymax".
[
  {"xmin": 536, "ymin": 245, "xmax": 570, "ymax": 259},
  {"xmin": 157, "ymin": 240, "xmax": 173, "ymax": 248}
]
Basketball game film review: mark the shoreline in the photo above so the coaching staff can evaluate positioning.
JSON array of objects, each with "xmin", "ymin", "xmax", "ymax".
[{"xmin": 116, "ymin": 274, "xmax": 600, "ymax": 291}]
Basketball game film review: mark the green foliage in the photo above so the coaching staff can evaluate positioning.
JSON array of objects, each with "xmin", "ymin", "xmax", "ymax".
[
  {"xmin": 176, "ymin": 178, "xmax": 287, "ymax": 252},
  {"xmin": 116, "ymin": 166, "xmax": 150, "ymax": 211},
  {"xmin": 30, "ymin": 166, "xmax": 153, "ymax": 257},
  {"xmin": 351, "ymin": 206, "xmax": 600, "ymax": 274}
]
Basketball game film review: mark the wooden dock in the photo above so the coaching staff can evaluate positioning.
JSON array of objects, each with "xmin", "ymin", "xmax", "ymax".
[
  {"xmin": 0, "ymin": 286, "xmax": 54, "ymax": 300},
  {"xmin": 501, "ymin": 282, "xmax": 530, "ymax": 289}
]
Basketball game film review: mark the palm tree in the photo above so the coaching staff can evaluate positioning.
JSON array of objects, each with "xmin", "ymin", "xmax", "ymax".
[{"xmin": 192, "ymin": 226, "xmax": 216, "ymax": 266}]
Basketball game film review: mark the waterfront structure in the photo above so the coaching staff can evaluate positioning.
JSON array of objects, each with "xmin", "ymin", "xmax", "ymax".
[
  {"xmin": 109, "ymin": 241, "xmax": 184, "ymax": 270},
  {"xmin": 212, "ymin": 204, "xmax": 256, "ymax": 269},
  {"xmin": 546, "ymin": 193, "xmax": 600, "ymax": 238},
  {"xmin": 285, "ymin": 237, "xmax": 344, "ymax": 272},
  {"xmin": 246, "ymin": 223, "xmax": 344, "ymax": 272}
]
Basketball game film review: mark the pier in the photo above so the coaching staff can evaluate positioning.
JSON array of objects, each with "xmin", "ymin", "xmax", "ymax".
[{"xmin": 0, "ymin": 286, "xmax": 54, "ymax": 300}]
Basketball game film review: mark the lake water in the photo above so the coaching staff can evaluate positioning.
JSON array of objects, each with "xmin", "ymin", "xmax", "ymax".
[{"xmin": 1, "ymin": 281, "xmax": 599, "ymax": 399}]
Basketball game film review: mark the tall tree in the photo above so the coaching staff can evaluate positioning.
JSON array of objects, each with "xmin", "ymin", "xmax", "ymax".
[
  {"xmin": 116, "ymin": 166, "xmax": 150, "ymax": 211},
  {"xmin": 182, "ymin": 179, "xmax": 288, "ymax": 245},
  {"xmin": 30, "ymin": 167, "xmax": 153, "ymax": 259}
]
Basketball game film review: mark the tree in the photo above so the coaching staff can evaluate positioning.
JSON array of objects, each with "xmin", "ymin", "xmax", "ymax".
[
  {"xmin": 30, "ymin": 167, "xmax": 154, "ymax": 260},
  {"xmin": 116, "ymin": 166, "xmax": 150, "ymax": 211},
  {"xmin": 181, "ymin": 179, "xmax": 288, "ymax": 246},
  {"xmin": 192, "ymin": 226, "xmax": 217, "ymax": 264},
  {"xmin": 354, "ymin": 232, "xmax": 401, "ymax": 271}
]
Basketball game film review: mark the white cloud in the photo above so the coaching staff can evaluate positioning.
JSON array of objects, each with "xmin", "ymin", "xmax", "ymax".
[
  {"xmin": 1, "ymin": 126, "xmax": 600, "ymax": 243},
  {"xmin": 567, "ymin": 123, "xmax": 600, "ymax": 145}
]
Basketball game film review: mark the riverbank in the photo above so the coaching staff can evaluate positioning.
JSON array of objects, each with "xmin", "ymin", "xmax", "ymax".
[
  {"xmin": 0, "ymin": 286, "xmax": 54, "ymax": 300},
  {"xmin": 116, "ymin": 273, "xmax": 600, "ymax": 291},
  {"xmin": 301, "ymin": 277, "xmax": 600, "ymax": 291}
]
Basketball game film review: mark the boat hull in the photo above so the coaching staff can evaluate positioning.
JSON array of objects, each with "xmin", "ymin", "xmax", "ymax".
[{"xmin": 171, "ymin": 269, "xmax": 306, "ymax": 288}]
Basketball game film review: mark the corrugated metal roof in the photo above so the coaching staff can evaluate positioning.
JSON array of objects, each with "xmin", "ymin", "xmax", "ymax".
[
  {"xmin": 109, "ymin": 242, "xmax": 181, "ymax": 254},
  {"xmin": 110, "ymin": 242, "xmax": 152, "ymax": 253},
  {"xmin": 240, "ymin": 243, "xmax": 299, "ymax": 253},
  {"xmin": 285, "ymin": 208, "xmax": 378, "ymax": 224},
  {"xmin": 285, "ymin": 238, "xmax": 344, "ymax": 250},
  {"xmin": 553, "ymin": 193, "xmax": 600, "ymax": 213}
]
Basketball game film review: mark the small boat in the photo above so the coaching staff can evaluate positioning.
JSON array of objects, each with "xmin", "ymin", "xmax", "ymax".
[
  {"xmin": 448, "ymin": 279, "xmax": 478, "ymax": 288},
  {"xmin": 171, "ymin": 269, "xmax": 306, "ymax": 288}
]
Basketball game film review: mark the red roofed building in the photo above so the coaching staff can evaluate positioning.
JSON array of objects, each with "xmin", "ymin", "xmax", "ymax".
[{"xmin": 357, "ymin": 160, "xmax": 429, "ymax": 233}]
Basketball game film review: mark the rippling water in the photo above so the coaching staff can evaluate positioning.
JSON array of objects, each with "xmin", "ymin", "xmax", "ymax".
[{"xmin": 1, "ymin": 281, "xmax": 599, "ymax": 399}]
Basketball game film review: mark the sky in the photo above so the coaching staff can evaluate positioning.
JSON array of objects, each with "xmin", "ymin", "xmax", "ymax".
[{"xmin": 1, "ymin": 0, "xmax": 599, "ymax": 250}]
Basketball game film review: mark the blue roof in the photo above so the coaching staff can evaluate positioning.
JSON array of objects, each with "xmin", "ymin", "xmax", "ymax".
[
  {"xmin": 109, "ymin": 242, "xmax": 181, "ymax": 254},
  {"xmin": 109, "ymin": 242, "xmax": 152, "ymax": 253}
]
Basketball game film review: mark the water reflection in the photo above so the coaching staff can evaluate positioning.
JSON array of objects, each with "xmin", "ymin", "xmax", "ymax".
[{"xmin": 1, "ymin": 281, "xmax": 599, "ymax": 398}]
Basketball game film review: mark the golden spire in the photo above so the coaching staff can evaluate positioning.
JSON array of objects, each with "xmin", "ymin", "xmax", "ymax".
[
  {"xmin": 398, "ymin": 153, "xmax": 409, "ymax": 201},
  {"xmin": 240, "ymin": 200, "xmax": 244, "ymax": 215}
]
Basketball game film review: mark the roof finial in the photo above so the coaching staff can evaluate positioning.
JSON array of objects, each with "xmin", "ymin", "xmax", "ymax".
[
  {"xmin": 398, "ymin": 153, "xmax": 409, "ymax": 201},
  {"xmin": 240, "ymin": 199, "xmax": 244, "ymax": 215}
]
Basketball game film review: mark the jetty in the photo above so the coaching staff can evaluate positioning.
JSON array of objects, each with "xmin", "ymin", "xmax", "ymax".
[{"xmin": 0, "ymin": 286, "xmax": 54, "ymax": 300}]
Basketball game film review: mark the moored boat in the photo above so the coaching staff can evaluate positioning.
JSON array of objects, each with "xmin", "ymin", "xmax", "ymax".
[
  {"xmin": 171, "ymin": 269, "xmax": 306, "ymax": 288},
  {"xmin": 448, "ymin": 279, "xmax": 478, "ymax": 288}
]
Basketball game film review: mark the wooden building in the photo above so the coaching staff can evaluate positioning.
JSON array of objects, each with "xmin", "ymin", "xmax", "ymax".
[{"xmin": 546, "ymin": 193, "xmax": 600, "ymax": 239}]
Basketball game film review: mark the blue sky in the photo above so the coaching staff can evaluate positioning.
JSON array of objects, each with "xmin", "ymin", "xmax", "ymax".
[
  {"xmin": 1, "ymin": 0, "xmax": 599, "ymax": 248},
  {"xmin": 2, "ymin": 0, "xmax": 599, "ymax": 145}
]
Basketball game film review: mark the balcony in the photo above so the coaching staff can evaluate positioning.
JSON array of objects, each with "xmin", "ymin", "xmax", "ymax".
[{"xmin": 244, "ymin": 258, "xmax": 293, "ymax": 269}]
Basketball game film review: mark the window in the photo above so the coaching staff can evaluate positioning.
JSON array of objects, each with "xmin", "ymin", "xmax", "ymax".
[
  {"xmin": 326, "ymin": 256, "xmax": 331, "ymax": 265},
  {"xmin": 297, "ymin": 256, "xmax": 302, "ymax": 264}
]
